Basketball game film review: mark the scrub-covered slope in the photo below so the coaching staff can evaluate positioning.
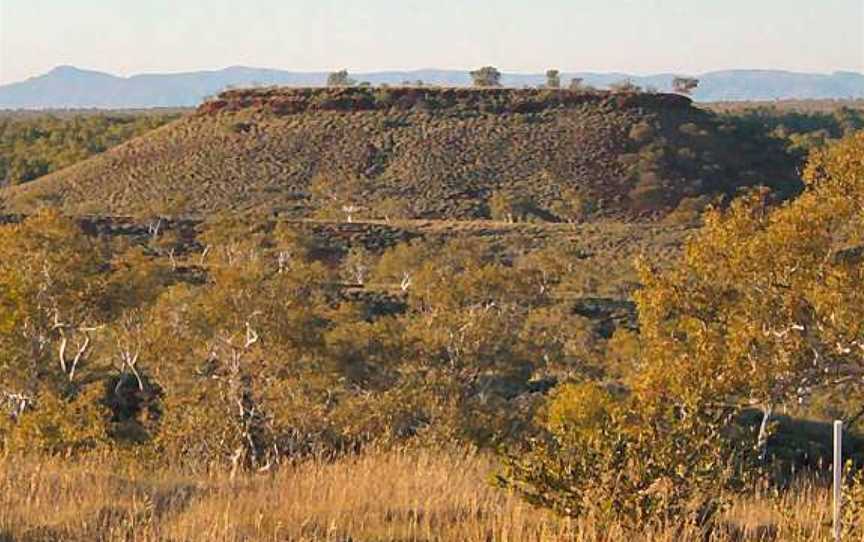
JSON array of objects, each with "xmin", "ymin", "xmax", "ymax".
[{"xmin": 0, "ymin": 87, "xmax": 798, "ymax": 219}]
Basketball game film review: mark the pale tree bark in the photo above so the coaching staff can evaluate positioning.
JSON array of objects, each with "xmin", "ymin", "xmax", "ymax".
[
  {"xmin": 1, "ymin": 391, "xmax": 33, "ymax": 419},
  {"xmin": 148, "ymin": 218, "xmax": 163, "ymax": 241},
  {"xmin": 216, "ymin": 321, "xmax": 272, "ymax": 480},
  {"xmin": 400, "ymin": 272, "xmax": 412, "ymax": 292},
  {"xmin": 113, "ymin": 312, "xmax": 146, "ymax": 394},
  {"xmin": 52, "ymin": 311, "xmax": 100, "ymax": 383},
  {"xmin": 756, "ymin": 403, "xmax": 773, "ymax": 462},
  {"xmin": 342, "ymin": 205, "xmax": 358, "ymax": 223}
]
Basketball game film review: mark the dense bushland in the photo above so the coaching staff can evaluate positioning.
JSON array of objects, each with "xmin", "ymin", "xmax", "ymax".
[
  {"xmin": 0, "ymin": 105, "xmax": 862, "ymax": 540},
  {"xmin": 0, "ymin": 112, "xmax": 178, "ymax": 186},
  {"xmin": 718, "ymin": 105, "xmax": 864, "ymax": 160},
  {"xmin": 500, "ymin": 131, "xmax": 864, "ymax": 533},
  {"xmin": 2, "ymin": 209, "xmax": 649, "ymax": 468}
]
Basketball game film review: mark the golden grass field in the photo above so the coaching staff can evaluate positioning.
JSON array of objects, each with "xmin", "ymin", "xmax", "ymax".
[{"xmin": 0, "ymin": 447, "xmax": 853, "ymax": 542}]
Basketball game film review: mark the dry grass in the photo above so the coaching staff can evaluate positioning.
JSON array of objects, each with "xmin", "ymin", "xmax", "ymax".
[{"xmin": 0, "ymin": 448, "xmax": 852, "ymax": 542}]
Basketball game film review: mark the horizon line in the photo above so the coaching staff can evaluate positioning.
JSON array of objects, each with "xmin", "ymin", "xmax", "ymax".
[{"xmin": 5, "ymin": 64, "xmax": 862, "ymax": 85}]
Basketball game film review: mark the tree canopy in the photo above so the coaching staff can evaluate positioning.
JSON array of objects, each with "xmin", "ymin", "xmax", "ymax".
[
  {"xmin": 501, "ymin": 132, "xmax": 864, "ymax": 529},
  {"xmin": 0, "ymin": 113, "xmax": 178, "ymax": 185}
]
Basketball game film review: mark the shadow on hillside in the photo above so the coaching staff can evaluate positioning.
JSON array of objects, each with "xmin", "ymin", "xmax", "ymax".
[{"xmin": 739, "ymin": 409, "xmax": 864, "ymax": 481}]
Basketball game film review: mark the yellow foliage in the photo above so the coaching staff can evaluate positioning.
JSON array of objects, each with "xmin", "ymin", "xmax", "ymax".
[
  {"xmin": 545, "ymin": 382, "xmax": 615, "ymax": 437},
  {"xmin": 2, "ymin": 384, "xmax": 110, "ymax": 455}
]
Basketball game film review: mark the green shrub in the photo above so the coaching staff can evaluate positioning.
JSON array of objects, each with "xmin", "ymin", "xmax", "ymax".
[
  {"xmin": 499, "ymin": 383, "xmax": 757, "ymax": 530},
  {"xmin": 1, "ymin": 385, "xmax": 111, "ymax": 456}
]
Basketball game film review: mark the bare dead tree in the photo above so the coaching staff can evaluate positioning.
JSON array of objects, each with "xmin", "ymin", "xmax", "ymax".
[
  {"xmin": 113, "ymin": 313, "xmax": 146, "ymax": 395},
  {"xmin": 168, "ymin": 247, "xmax": 178, "ymax": 271},
  {"xmin": 342, "ymin": 205, "xmax": 358, "ymax": 223},
  {"xmin": 52, "ymin": 310, "xmax": 101, "ymax": 383},
  {"xmin": 209, "ymin": 320, "xmax": 272, "ymax": 480},
  {"xmin": 276, "ymin": 250, "xmax": 292, "ymax": 274},
  {"xmin": 198, "ymin": 245, "xmax": 211, "ymax": 266},
  {"xmin": 1, "ymin": 390, "xmax": 33, "ymax": 420},
  {"xmin": 349, "ymin": 259, "xmax": 367, "ymax": 285},
  {"xmin": 756, "ymin": 403, "xmax": 773, "ymax": 462},
  {"xmin": 400, "ymin": 272, "xmax": 412, "ymax": 292},
  {"xmin": 148, "ymin": 218, "xmax": 163, "ymax": 241}
]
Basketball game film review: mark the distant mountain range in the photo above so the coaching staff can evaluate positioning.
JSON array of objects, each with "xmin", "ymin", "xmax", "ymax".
[{"xmin": 1, "ymin": 66, "xmax": 862, "ymax": 109}]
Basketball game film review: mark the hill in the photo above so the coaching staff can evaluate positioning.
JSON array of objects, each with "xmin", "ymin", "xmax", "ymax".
[
  {"xmin": 1, "ymin": 66, "xmax": 862, "ymax": 109},
  {"xmin": 0, "ymin": 87, "xmax": 799, "ymax": 220}
]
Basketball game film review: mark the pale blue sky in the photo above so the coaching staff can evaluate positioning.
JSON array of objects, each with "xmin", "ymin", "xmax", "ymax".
[{"xmin": 1, "ymin": 0, "xmax": 862, "ymax": 84}]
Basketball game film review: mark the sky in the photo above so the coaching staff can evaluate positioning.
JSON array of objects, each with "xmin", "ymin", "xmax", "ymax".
[{"xmin": 1, "ymin": 0, "xmax": 862, "ymax": 84}]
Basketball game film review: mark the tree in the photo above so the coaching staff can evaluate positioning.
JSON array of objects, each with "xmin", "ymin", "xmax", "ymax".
[
  {"xmin": 636, "ymin": 132, "xmax": 864, "ymax": 445},
  {"xmin": 545, "ymin": 70, "xmax": 561, "ymax": 89},
  {"xmin": 551, "ymin": 187, "xmax": 596, "ymax": 223},
  {"xmin": 343, "ymin": 246, "xmax": 372, "ymax": 286},
  {"xmin": 373, "ymin": 196, "xmax": 412, "ymax": 223},
  {"xmin": 470, "ymin": 66, "xmax": 502, "ymax": 88},
  {"xmin": 0, "ymin": 113, "xmax": 177, "ymax": 186},
  {"xmin": 672, "ymin": 77, "xmax": 699, "ymax": 95},
  {"xmin": 499, "ymin": 381, "xmax": 752, "ymax": 529},
  {"xmin": 609, "ymin": 79, "xmax": 642, "ymax": 93},
  {"xmin": 488, "ymin": 189, "xmax": 516, "ymax": 222},
  {"xmin": 153, "ymin": 219, "xmax": 343, "ymax": 469},
  {"xmin": 501, "ymin": 133, "xmax": 864, "ymax": 529},
  {"xmin": 308, "ymin": 174, "xmax": 367, "ymax": 221},
  {"xmin": 399, "ymin": 238, "xmax": 544, "ymax": 444},
  {"xmin": 488, "ymin": 188, "xmax": 535, "ymax": 222},
  {"xmin": 327, "ymin": 70, "xmax": 354, "ymax": 87},
  {"xmin": 0, "ymin": 211, "xmax": 167, "ymax": 454},
  {"xmin": 569, "ymin": 77, "xmax": 585, "ymax": 91}
]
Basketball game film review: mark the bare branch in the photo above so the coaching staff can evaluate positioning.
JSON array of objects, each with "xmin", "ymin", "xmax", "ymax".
[
  {"xmin": 244, "ymin": 322, "xmax": 259, "ymax": 349},
  {"xmin": 400, "ymin": 272, "xmax": 412, "ymax": 292}
]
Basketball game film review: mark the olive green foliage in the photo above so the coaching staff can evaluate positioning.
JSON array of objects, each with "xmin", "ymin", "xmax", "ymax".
[
  {"xmin": 720, "ymin": 105, "xmax": 864, "ymax": 161},
  {"xmin": 308, "ymin": 174, "xmax": 368, "ymax": 221},
  {"xmin": 545, "ymin": 70, "xmax": 561, "ymax": 89},
  {"xmin": 0, "ymin": 210, "xmax": 169, "ymax": 454},
  {"xmin": 470, "ymin": 66, "xmax": 502, "ymax": 87},
  {"xmin": 488, "ymin": 188, "xmax": 531, "ymax": 222},
  {"xmin": 550, "ymin": 187, "xmax": 597, "ymax": 223},
  {"xmin": 327, "ymin": 70, "xmax": 356, "ymax": 87},
  {"xmin": 2, "ymin": 211, "xmax": 651, "ymax": 466},
  {"xmin": 2, "ymin": 100, "xmax": 862, "ymax": 536},
  {"xmin": 616, "ymin": 107, "xmax": 803, "ymax": 216},
  {"xmin": 501, "ymin": 382, "xmax": 755, "ymax": 529},
  {"xmin": 636, "ymin": 132, "xmax": 863, "ymax": 417},
  {"xmin": 0, "ymin": 113, "xmax": 178, "ymax": 185}
]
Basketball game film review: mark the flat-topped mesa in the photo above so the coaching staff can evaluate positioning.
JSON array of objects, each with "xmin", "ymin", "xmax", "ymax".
[
  {"xmin": 198, "ymin": 86, "xmax": 692, "ymax": 116},
  {"xmin": 2, "ymin": 82, "xmax": 796, "ymax": 221}
]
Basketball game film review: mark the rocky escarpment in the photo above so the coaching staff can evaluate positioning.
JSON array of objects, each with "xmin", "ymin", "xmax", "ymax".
[{"xmin": 198, "ymin": 86, "xmax": 692, "ymax": 116}]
